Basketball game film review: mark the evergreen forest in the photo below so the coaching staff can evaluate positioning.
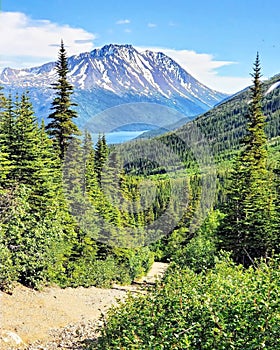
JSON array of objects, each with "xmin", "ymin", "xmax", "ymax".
[{"xmin": 1, "ymin": 44, "xmax": 280, "ymax": 349}]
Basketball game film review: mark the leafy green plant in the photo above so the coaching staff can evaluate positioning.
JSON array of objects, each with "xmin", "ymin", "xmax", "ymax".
[
  {"xmin": 95, "ymin": 254, "xmax": 280, "ymax": 349},
  {"xmin": 174, "ymin": 210, "xmax": 223, "ymax": 272},
  {"xmin": 0, "ymin": 242, "xmax": 18, "ymax": 292},
  {"xmin": 126, "ymin": 246, "xmax": 154, "ymax": 281}
]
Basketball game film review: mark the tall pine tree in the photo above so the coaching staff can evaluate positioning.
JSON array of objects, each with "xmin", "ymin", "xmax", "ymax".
[
  {"xmin": 10, "ymin": 92, "xmax": 42, "ymax": 186},
  {"xmin": 46, "ymin": 40, "xmax": 80, "ymax": 160},
  {"xmin": 94, "ymin": 134, "xmax": 109, "ymax": 186},
  {"xmin": 0, "ymin": 91, "xmax": 78, "ymax": 288},
  {"xmin": 218, "ymin": 54, "xmax": 278, "ymax": 265},
  {"xmin": 0, "ymin": 87, "xmax": 11, "ymax": 184}
]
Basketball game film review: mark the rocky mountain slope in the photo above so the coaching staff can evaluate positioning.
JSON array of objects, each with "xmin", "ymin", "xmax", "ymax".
[{"xmin": 0, "ymin": 44, "xmax": 227, "ymax": 130}]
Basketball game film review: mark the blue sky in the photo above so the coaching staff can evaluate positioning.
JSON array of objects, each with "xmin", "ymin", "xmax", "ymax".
[{"xmin": 0, "ymin": 0, "xmax": 279, "ymax": 93}]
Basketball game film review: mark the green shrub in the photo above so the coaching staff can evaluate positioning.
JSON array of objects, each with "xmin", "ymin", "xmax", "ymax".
[
  {"xmin": 64, "ymin": 246, "xmax": 154, "ymax": 289},
  {"xmin": 65, "ymin": 256, "xmax": 128, "ymax": 288},
  {"xmin": 0, "ymin": 242, "xmax": 18, "ymax": 293},
  {"xmin": 175, "ymin": 233, "xmax": 216, "ymax": 273},
  {"xmin": 174, "ymin": 210, "xmax": 222, "ymax": 272},
  {"xmin": 127, "ymin": 246, "xmax": 154, "ymax": 281},
  {"xmin": 95, "ymin": 254, "xmax": 280, "ymax": 349}
]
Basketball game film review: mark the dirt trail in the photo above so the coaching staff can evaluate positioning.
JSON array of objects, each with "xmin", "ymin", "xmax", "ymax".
[
  {"xmin": 0, "ymin": 262, "xmax": 169, "ymax": 349},
  {"xmin": 137, "ymin": 261, "xmax": 168, "ymax": 283}
]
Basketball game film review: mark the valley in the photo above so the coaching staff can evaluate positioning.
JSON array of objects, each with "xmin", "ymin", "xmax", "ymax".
[{"xmin": 0, "ymin": 41, "xmax": 280, "ymax": 349}]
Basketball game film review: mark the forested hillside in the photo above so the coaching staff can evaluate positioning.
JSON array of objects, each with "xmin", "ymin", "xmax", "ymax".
[
  {"xmin": 138, "ymin": 73, "xmax": 280, "ymax": 148},
  {"xmin": 0, "ymin": 42, "xmax": 157, "ymax": 292},
  {"xmin": 119, "ymin": 79, "xmax": 280, "ymax": 194},
  {"xmin": 137, "ymin": 73, "xmax": 280, "ymax": 163},
  {"xmin": 194, "ymin": 73, "xmax": 280, "ymax": 155},
  {"xmin": 93, "ymin": 55, "xmax": 280, "ymax": 350}
]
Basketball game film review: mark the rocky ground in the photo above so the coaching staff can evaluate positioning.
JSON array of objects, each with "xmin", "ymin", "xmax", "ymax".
[{"xmin": 0, "ymin": 262, "xmax": 168, "ymax": 349}]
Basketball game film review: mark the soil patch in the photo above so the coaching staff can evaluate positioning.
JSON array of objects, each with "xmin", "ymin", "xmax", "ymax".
[{"xmin": 0, "ymin": 262, "xmax": 169, "ymax": 349}]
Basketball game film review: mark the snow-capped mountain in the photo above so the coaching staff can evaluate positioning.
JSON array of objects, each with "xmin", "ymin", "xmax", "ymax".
[{"xmin": 0, "ymin": 44, "xmax": 227, "ymax": 129}]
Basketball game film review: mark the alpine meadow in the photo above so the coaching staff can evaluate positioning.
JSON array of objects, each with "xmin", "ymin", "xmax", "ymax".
[{"xmin": 1, "ymin": 40, "xmax": 280, "ymax": 349}]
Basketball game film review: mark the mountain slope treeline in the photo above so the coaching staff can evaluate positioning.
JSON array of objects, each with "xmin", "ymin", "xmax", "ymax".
[
  {"xmin": 122, "ymin": 74, "xmax": 280, "ymax": 187},
  {"xmin": 0, "ymin": 43, "xmax": 205, "ymax": 292},
  {"xmin": 93, "ymin": 56, "xmax": 280, "ymax": 349},
  {"xmin": 185, "ymin": 72, "xmax": 280, "ymax": 156}
]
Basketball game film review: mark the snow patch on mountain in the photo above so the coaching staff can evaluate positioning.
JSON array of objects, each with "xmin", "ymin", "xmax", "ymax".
[
  {"xmin": 265, "ymin": 81, "xmax": 280, "ymax": 96},
  {"xmin": 0, "ymin": 44, "xmax": 228, "ymax": 125}
]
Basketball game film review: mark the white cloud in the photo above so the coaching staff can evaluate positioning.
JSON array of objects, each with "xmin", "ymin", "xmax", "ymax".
[
  {"xmin": 148, "ymin": 23, "xmax": 157, "ymax": 28},
  {"xmin": 137, "ymin": 46, "xmax": 251, "ymax": 94},
  {"xmin": 0, "ymin": 12, "xmax": 251, "ymax": 94},
  {"xmin": 0, "ymin": 11, "xmax": 96, "ymax": 70},
  {"xmin": 116, "ymin": 19, "xmax": 130, "ymax": 25}
]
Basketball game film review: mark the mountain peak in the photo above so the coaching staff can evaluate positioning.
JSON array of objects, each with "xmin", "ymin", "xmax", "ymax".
[
  {"xmin": 0, "ymin": 44, "xmax": 228, "ymax": 125},
  {"xmin": 91, "ymin": 44, "xmax": 136, "ymax": 58},
  {"xmin": 144, "ymin": 49, "xmax": 166, "ymax": 59}
]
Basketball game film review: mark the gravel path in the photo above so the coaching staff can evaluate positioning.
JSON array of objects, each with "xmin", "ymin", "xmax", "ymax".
[{"xmin": 0, "ymin": 262, "xmax": 169, "ymax": 349}]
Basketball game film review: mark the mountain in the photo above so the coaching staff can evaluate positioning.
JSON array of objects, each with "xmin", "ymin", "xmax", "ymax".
[
  {"xmin": 192, "ymin": 73, "xmax": 280, "ymax": 155},
  {"xmin": 0, "ymin": 44, "xmax": 227, "ymax": 131},
  {"xmin": 116, "ymin": 73, "xmax": 280, "ymax": 179},
  {"xmin": 136, "ymin": 73, "xmax": 280, "ymax": 146}
]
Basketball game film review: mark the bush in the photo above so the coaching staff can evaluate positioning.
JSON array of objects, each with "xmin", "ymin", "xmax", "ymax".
[
  {"xmin": 174, "ymin": 210, "xmax": 222, "ymax": 272},
  {"xmin": 95, "ymin": 254, "xmax": 280, "ymax": 349},
  {"xmin": 127, "ymin": 246, "xmax": 154, "ymax": 281},
  {"xmin": 0, "ymin": 242, "xmax": 18, "ymax": 293},
  {"xmin": 175, "ymin": 233, "xmax": 216, "ymax": 272},
  {"xmin": 64, "ymin": 246, "xmax": 154, "ymax": 289},
  {"xmin": 65, "ymin": 256, "xmax": 130, "ymax": 288}
]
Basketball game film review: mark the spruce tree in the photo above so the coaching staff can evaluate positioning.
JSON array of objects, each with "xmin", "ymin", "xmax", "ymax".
[
  {"xmin": 0, "ymin": 94, "xmax": 14, "ymax": 156},
  {"xmin": 10, "ymin": 92, "xmax": 42, "ymax": 186},
  {"xmin": 0, "ymin": 92, "xmax": 77, "ymax": 288},
  {"xmin": 0, "ymin": 88, "xmax": 11, "ymax": 183},
  {"xmin": 46, "ymin": 40, "xmax": 80, "ymax": 160},
  {"xmin": 0, "ymin": 86, "xmax": 6, "ymax": 114},
  {"xmin": 218, "ymin": 54, "xmax": 278, "ymax": 265},
  {"xmin": 94, "ymin": 134, "xmax": 109, "ymax": 186},
  {"xmin": 82, "ymin": 130, "xmax": 98, "ymax": 196},
  {"xmin": 0, "ymin": 148, "xmax": 10, "ymax": 183}
]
